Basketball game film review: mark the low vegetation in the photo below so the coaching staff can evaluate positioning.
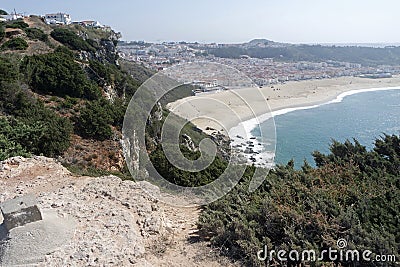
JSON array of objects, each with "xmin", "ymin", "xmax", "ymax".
[
  {"xmin": 21, "ymin": 47, "xmax": 101, "ymax": 99},
  {"xmin": 50, "ymin": 28, "xmax": 95, "ymax": 52},
  {"xmin": 150, "ymin": 145, "xmax": 228, "ymax": 187},
  {"xmin": 74, "ymin": 99, "xmax": 114, "ymax": 141},
  {"xmin": 0, "ymin": 81, "xmax": 73, "ymax": 160},
  {"xmin": 5, "ymin": 20, "xmax": 29, "ymax": 29},
  {"xmin": 0, "ymin": 25, "xmax": 5, "ymax": 42},
  {"xmin": 0, "ymin": 118, "xmax": 31, "ymax": 160},
  {"xmin": 24, "ymin": 27, "xmax": 48, "ymax": 42},
  {"xmin": 198, "ymin": 135, "xmax": 400, "ymax": 267},
  {"xmin": 88, "ymin": 59, "xmax": 141, "ymax": 98},
  {"xmin": 0, "ymin": 23, "xmax": 147, "ymax": 168},
  {"xmin": 1, "ymin": 37, "xmax": 28, "ymax": 50}
]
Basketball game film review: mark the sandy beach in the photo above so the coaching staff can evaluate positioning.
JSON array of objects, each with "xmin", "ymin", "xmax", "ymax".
[{"xmin": 167, "ymin": 75, "xmax": 400, "ymax": 135}]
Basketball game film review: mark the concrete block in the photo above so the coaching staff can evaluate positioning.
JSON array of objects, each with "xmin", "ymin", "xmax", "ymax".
[{"xmin": 0, "ymin": 195, "xmax": 42, "ymax": 232}]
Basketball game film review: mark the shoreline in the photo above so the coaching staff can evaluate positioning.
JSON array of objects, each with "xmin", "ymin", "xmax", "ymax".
[
  {"xmin": 167, "ymin": 76, "xmax": 400, "ymax": 165},
  {"xmin": 229, "ymin": 86, "xmax": 400, "ymax": 167},
  {"xmin": 270, "ymin": 85, "xmax": 400, "ymax": 119},
  {"xmin": 168, "ymin": 75, "xmax": 400, "ymax": 133}
]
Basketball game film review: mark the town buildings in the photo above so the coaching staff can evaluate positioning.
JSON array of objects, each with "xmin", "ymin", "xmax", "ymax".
[
  {"xmin": 44, "ymin": 13, "xmax": 72, "ymax": 25},
  {"xmin": 118, "ymin": 41, "xmax": 400, "ymax": 86},
  {"xmin": 0, "ymin": 13, "xmax": 23, "ymax": 22}
]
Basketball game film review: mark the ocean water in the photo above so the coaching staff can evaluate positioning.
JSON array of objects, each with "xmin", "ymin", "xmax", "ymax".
[{"xmin": 252, "ymin": 88, "xmax": 400, "ymax": 167}]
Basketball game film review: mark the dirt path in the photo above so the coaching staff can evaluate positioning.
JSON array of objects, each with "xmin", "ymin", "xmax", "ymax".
[{"xmin": 145, "ymin": 203, "xmax": 238, "ymax": 267}]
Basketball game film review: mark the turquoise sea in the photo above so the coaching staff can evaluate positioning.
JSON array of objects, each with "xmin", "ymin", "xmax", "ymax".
[{"xmin": 252, "ymin": 88, "xmax": 400, "ymax": 167}]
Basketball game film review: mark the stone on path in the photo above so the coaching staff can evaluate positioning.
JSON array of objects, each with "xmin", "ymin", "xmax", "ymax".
[{"xmin": 0, "ymin": 194, "xmax": 42, "ymax": 231}]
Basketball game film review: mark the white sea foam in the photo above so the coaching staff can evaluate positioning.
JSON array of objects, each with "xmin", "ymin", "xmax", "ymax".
[
  {"xmin": 228, "ymin": 86, "xmax": 400, "ymax": 166},
  {"xmin": 272, "ymin": 86, "xmax": 400, "ymax": 117}
]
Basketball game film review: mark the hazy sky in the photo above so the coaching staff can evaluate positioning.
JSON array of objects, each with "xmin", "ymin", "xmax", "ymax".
[{"xmin": 1, "ymin": 0, "xmax": 398, "ymax": 44}]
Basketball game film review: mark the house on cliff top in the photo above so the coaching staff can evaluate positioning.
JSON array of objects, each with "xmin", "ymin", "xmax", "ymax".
[{"xmin": 44, "ymin": 12, "xmax": 71, "ymax": 25}]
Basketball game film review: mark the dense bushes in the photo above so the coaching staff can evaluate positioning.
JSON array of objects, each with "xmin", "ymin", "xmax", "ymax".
[
  {"xmin": 5, "ymin": 20, "xmax": 29, "ymax": 29},
  {"xmin": 21, "ymin": 48, "xmax": 100, "ymax": 99},
  {"xmin": 149, "ymin": 145, "xmax": 228, "ymax": 187},
  {"xmin": 198, "ymin": 136, "xmax": 400, "ymax": 266},
  {"xmin": 50, "ymin": 28, "xmax": 95, "ymax": 52},
  {"xmin": 75, "ymin": 99, "xmax": 113, "ymax": 141},
  {"xmin": 0, "ymin": 85, "xmax": 73, "ymax": 158},
  {"xmin": 88, "ymin": 60, "xmax": 141, "ymax": 97},
  {"xmin": 1, "ymin": 37, "xmax": 28, "ymax": 50},
  {"xmin": 0, "ymin": 24, "xmax": 148, "ymax": 164},
  {"xmin": 74, "ymin": 97, "xmax": 128, "ymax": 141},
  {"xmin": 0, "ymin": 114, "xmax": 72, "ymax": 159},
  {"xmin": 0, "ymin": 51, "xmax": 73, "ymax": 158},
  {"xmin": 0, "ymin": 121, "xmax": 30, "ymax": 161},
  {"xmin": 0, "ymin": 25, "xmax": 5, "ymax": 42},
  {"xmin": 0, "ymin": 56, "xmax": 19, "ymax": 82},
  {"xmin": 24, "ymin": 27, "xmax": 48, "ymax": 42}
]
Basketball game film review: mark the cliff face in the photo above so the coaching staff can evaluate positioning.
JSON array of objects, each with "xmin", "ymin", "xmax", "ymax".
[{"xmin": 78, "ymin": 38, "xmax": 119, "ymax": 65}]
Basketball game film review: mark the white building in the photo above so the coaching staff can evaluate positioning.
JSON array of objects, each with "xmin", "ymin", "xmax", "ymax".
[
  {"xmin": 0, "ymin": 13, "xmax": 23, "ymax": 22},
  {"xmin": 44, "ymin": 13, "xmax": 71, "ymax": 25},
  {"xmin": 79, "ymin": 20, "xmax": 103, "ymax": 28}
]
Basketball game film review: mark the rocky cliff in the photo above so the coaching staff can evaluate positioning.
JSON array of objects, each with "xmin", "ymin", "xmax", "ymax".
[{"xmin": 0, "ymin": 157, "xmax": 234, "ymax": 267}]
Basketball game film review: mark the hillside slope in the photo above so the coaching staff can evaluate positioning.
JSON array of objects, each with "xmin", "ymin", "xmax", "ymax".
[{"xmin": 0, "ymin": 15, "xmax": 150, "ymax": 175}]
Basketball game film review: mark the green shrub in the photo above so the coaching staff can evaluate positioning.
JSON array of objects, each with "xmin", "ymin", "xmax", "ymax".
[
  {"xmin": 21, "ymin": 50, "xmax": 101, "ymax": 99},
  {"xmin": 24, "ymin": 27, "xmax": 48, "ymax": 42},
  {"xmin": 54, "ymin": 45, "xmax": 75, "ymax": 57},
  {"xmin": 5, "ymin": 20, "xmax": 29, "ymax": 29},
  {"xmin": 0, "ymin": 81, "xmax": 74, "ymax": 155},
  {"xmin": 0, "ymin": 56, "xmax": 19, "ymax": 82},
  {"xmin": 86, "ymin": 38, "xmax": 100, "ymax": 49},
  {"xmin": 75, "ymin": 99, "xmax": 113, "ymax": 141},
  {"xmin": 0, "ymin": 94, "xmax": 73, "ymax": 158},
  {"xmin": 149, "ymin": 145, "xmax": 227, "ymax": 187},
  {"xmin": 89, "ymin": 59, "xmax": 141, "ymax": 97},
  {"xmin": 199, "ymin": 136, "xmax": 400, "ymax": 267},
  {"xmin": 0, "ymin": 26, "xmax": 5, "ymax": 42},
  {"xmin": 1, "ymin": 37, "xmax": 28, "ymax": 50},
  {"xmin": 50, "ymin": 28, "xmax": 95, "ymax": 52},
  {"xmin": 109, "ymin": 98, "xmax": 127, "ymax": 129},
  {"xmin": 0, "ymin": 131, "xmax": 30, "ymax": 161},
  {"xmin": 60, "ymin": 96, "xmax": 79, "ymax": 109},
  {"xmin": 0, "ymin": 9, "xmax": 8, "ymax": 15}
]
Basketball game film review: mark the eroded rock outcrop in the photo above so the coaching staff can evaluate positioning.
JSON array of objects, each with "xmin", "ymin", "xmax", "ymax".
[
  {"xmin": 0, "ymin": 156, "xmax": 235, "ymax": 267},
  {"xmin": 0, "ymin": 156, "xmax": 166, "ymax": 266}
]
